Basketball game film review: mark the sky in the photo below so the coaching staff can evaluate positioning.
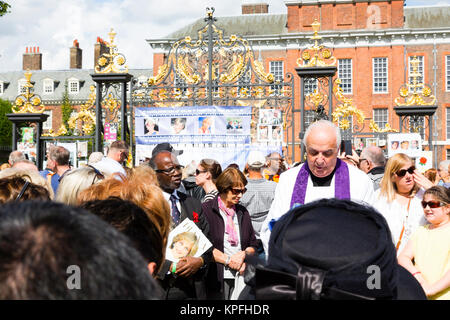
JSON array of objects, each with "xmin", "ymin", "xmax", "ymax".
[{"xmin": 0, "ymin": 0, "xmax": 448, "ymax": 73}]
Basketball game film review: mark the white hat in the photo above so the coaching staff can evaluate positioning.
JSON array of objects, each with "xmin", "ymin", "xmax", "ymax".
[{"xmin": 247, "ymin": 150, "xmax": 266, "ymax": 168}]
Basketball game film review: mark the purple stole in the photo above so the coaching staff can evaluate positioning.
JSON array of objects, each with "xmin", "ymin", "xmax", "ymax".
[{"xmin": 290, "ymin": 159, "xmax": 351, "ymax": 208}]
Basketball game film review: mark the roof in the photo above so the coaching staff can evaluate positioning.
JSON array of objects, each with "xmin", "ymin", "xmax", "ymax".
[
  {"xmin": 0, "ymin": 69, "xmax": 153, "ymax": 104},
  {"xmin": 163, "ymin": 14, "xmax": 288, "ymax": 39},
  {"xmin": 153, "ymin": 6, "xmax": 450, "ymax": 42}
]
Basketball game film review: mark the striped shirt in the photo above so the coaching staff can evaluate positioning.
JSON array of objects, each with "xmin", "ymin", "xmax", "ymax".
[{"xmin": 202, "ymin": 189, "xmax": 219, "ymax": 203}]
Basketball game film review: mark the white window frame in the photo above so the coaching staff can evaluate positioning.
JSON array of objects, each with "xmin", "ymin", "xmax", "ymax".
[
  {"xmin": 43, "ymin": 79, "xmax": 54, "ymax": 95},
  {"xmin": 270, "ymin": 60, "xmax": 284, "ymax": 94},
  {"xmin": 303, "ymin": 77, "xmax": 318, "ymax": 95},
  {"xmin": 373, "ymin": 108, "xmax": 388, "ymax": 130},
  {"xmin": 338, "ymin": 58, "xmax": 353, "ymax": 95},
  {"xmin": 18, "ymin": 79, "xmax": 27, "ymax": 94},
  {"xmin": 0, "ymin": 82, "xmax": 3, "ymax": 95},
  {"xmin": 408, "ymin": 56, "xmax": 424, "ymax": 88},
  {"xmin": 447, "ymin": 108, "xmax": 450, "ymax": 140},
  {"xmin": 372, "ymin": 57, "xmax": 388, "ymax": 94},
  {"xmin": 68, "ymin": 78, "xmax": 79, "ymax": 94},
  {"xmin": 446, "ymin": 55, "xmax": 450, "ymax": 92},
  {"xmin": 42, "ymin": 110, "xmax": 53, "ymax": 130}
]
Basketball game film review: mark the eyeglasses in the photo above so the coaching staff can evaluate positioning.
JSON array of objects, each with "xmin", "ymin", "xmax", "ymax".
[
  {"xmin": 229, "ymin": 187, "xmax": 247, "ymax": 195},
  {"xmin": 421, "ymin": 200, "xmax": 446, "ymax": 209},
  {"xmin": 88, "ymin": 165, "xmax": 105, "ymax": 185},
  {"xmin": 155, "ymin": 165, "xmax": 184, "ymax": 175},
  {"xmin": 396, "ymin": 166, "xmax": 415, "ymax": 177},
  {"xmin": 195, "ymin": 169, "xmax": 207, "ymax": 176},
  {"xmin": 16, "ymin": 181, "xmax": 30, "ymax": 201}
]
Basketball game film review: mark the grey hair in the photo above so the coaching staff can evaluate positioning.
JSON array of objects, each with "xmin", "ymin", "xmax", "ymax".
[
  {"xmin": 303, "ymin": 120, "xmax": 341, "ymax": 149},
  {"xmin": 361, "ymin": 146, "xmax": 386, "ymax": 166},
  {"xmin": 8, "ymin": 151, "xmax": 25, "ymax": 165}
]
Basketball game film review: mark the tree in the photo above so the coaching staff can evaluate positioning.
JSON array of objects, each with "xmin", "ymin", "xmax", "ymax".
[
  {"xmin": 0, "ymin": 98, "xmax": 12, "ymax": 146},
  {"xmin": 61, "ymin": 81, "xmax": 74, "ymax": 135},
  {"xmin": 0, "ymin": 1, "xmax": 11, "ymax": 17}
]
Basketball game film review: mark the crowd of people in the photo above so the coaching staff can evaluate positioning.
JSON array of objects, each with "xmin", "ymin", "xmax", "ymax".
[{"xmin": 0, "ymin": 120, "xmax": 448, "ymax": 300}]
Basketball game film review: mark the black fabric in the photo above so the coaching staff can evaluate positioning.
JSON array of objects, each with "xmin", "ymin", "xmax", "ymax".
[
  {"xmin": 310, "ymin": 166, "xmax": 337, "ymax": 187},
  {"xmin": 152, "ymin": 143, "xmax": 183, "ymax": 157},
  {"xmin": 250, "ymin": 198, "xmax": 426, "ymax": 300},
  {"xmin": 368, "ymin": 166, "xmax": 385, "ymax": 175},
  {"xmin": 182, "ymin": 178, "xmax": 206, "ymax": 202}
]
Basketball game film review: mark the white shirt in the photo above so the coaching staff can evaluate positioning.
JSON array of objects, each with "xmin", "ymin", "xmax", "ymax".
[
  {"xmin": 162, "ymin": 190, "xmax": 182, "ymax": 227},
  {"xmin": 92, "ymin": 157, "xmax": 126, "ymax": 177},
  {"xmin": 373, "ymin": 188, "xmax": 427, "ymax": 254},
  {"xmin": 260, "ymin": 163, "xmax": 376, "ymax": 255}
]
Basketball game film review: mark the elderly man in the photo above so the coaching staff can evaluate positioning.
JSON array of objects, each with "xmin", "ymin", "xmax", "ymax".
[
  {"xmin": 358, "ymin": 145, "xmax": 386, "ymax": 190},
  {"xmin": 263, "ymin": 151, "xmax": 286, "ymax": 183},
  {"xmin": 260, "ymin": 120, "xmax": 376, "ymax": 255},
  {"xmin": 437, "ymin": 160, "xmax": 450, "ymax": 187},
  {"xmin": 240, "ymin": 150, "xmax": 277, "ymax": 258},
  {"xmin": 92, "ymin": 140, "xmax": 129, "ymax": 177},
  {"xmin": 8, "ymin": 150, "xmax": 26, "ymax": 166},
  {"xmin": 39, "ymin": 145, "xmax": 71, "ymax": 193},
  {"xmin": 149, "ymin": 150, "xmax": 212, "ymax": 300}
]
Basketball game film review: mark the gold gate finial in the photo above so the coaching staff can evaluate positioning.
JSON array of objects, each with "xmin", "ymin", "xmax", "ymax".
[
  {"xmin": 95, "ymin": 28, "xmax": 129, "ymax": 74},
  {"xmin": 12, "ymin": 71, "xmax": 45, "ymax": 113}
]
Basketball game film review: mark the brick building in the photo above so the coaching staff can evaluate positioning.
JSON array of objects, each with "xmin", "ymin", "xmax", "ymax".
[
  {"xmin": 148, "ymin": 0, "xmax": 450, "ymax": 163},
  {"xmin": 0, "ymin": 39, "xmax": 152, "ymax": 136}
]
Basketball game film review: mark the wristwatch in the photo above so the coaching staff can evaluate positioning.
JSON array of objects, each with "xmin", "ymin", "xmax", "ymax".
[{"xmin": 224, "ymin": 255, "xmax": 230, "ymax": 266}]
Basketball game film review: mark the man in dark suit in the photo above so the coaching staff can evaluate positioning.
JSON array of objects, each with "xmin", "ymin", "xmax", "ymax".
[{"xmin": 150, "ymin": 150, "xmax": 212, "ymax": 299}]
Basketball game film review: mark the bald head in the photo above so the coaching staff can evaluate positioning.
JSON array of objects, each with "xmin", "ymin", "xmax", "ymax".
[{"xmin": 359, "ymin": 146, "xmax": 385, "ymax": 173}]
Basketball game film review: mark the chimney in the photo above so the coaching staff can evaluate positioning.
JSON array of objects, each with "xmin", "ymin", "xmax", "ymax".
[
  {"xmin": 242, "ymin": 3, "xmax": 269, "ymax": 15},
  {"xmin": 23, "ymin": 46, "xmax": 42, "ymax": 70},
  {"xmin": 70, "ymin": 39, "xmax": 82, "ymax": 69},
  {"xmin": 94, "ymin": 37, "xmax": 108, "ymax": 68}
]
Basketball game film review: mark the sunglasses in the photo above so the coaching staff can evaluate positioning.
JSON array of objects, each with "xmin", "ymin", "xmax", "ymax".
[
  {"xmin": 155, "ymin": 165, "xmax": 184, "ymax": 175},
  {"xmin": 396, "ymin": 166, "xmax": 415, "ymax": 177},
  {"xmin": 421, "ymin": 200, "xmax": 446, "ymax": 209},
  {"xmin": 229, "ymin": 187, "xmax": 247, "ymax": 195},
  {"xmin": 16, "ymin": 181, "xmax": 30, "ymax": 201},
  {"xmin": 88, "ymin": 165, "xmax": 105, "ymax": 185},
  {"xmin": 195, "ymin": 169, "xmax": 207, "ymax": 176}
]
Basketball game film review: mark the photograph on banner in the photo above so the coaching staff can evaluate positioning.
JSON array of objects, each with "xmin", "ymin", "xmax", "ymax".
[
  {"xmin": 170, "ymin": 118, "xmax": 187, "ymax": 135},
  {"xmin": 271, "ymin": 125, "xmax": 283, "ymax": 142},
  {"xmin": 17, "ymin": 142, "xmax": 36, "ymax": 162},
  {"xmin": 366, "ymin": 137, "xmax": 378, "ymax": 147},
  {"xmin": 226, "ymin": 117, "xmax": 244, "ymax": 133},
  {"xmin": 165, "ymin": 218, "xmax": 212, "ymax": 263},
  {"xmin": 77, "ymin": 141, "xmax": 88, "ymax": 158},
  {"xmin": 144, "ymin": 117, "xmax": 159, "ymax": 135},
  {"xmin": 198, "ymin": 116, "xmax": 214, "ymax": 134},
  {"xmin": 257, "ymin": 125, "xmax": 269, "ymax": 141},
  {"xmin": 259, "ymin": 108, "xmax": 282, "ymax": 125},
  {"xmin": 387, "ymin": 133, "xmax": 422, "ymax": 158},
  {"xmin": 354, "ymin": 137, "xmax": 365, "ymax": 151}
]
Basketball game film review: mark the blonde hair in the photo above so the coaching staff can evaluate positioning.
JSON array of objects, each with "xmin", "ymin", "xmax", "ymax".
[
  {"xmin": 379, "ymin": 153, "xmax": 418, "ymax": 202},
  {"xmin": 170, "ymin": 232, "xmax": 199, "ymax": 257},
  {"xmin": 55, "ymin": 166, "xmax": 105, "ymax": 205}
]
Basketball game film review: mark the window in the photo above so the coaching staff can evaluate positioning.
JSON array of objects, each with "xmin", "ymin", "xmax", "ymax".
[
  {"xmin": 238, "ymin": 68, "xmax": 251, "ymax": 95},
  {"xmin": 303, "ymin": 110, "xmax": 316, "ymax": 130},
  {"xmin": 338, "ymin": 59, "xmax": 352, "ymax": 94},
  {"xmin": 447, "ymin": 149, "xmax": 450, "ymax": 161},
  {"xmin": 68, "ymin": 79, "xmax": 79, "ymax": 94},
  {"xmin": 373, "ymin": 57, "xmax": 388, "ymax": 93},
  {"xmin": 373, "ymin": 109, "xmax": 388, "ymax": 130},
  {"xmin": 0, "ymin": 82, "xmax": 3, "ymax": 95},
  {"xmin": 447, "ymin": 108, "xmax": 450, "ymax": 140},
  {"xmin": 408, "ymin": 116, "xmax": 425, "ymax": 140},
  {"xmin": 42, "ymin": 110, "xmax": 52, "ymax": 130},
  {"xmin": 446, "ymin": 56, "xmax": 450, "ymax": 92},
  {"xmin": 43, "ymin": 79, "xmax": 54, "ymax": 94},
  {"xmin": 408, "ymin": 56, "xmax": 424, "ymax": 88},
  {"xmin": 270, "ymin": 61, "xmax": 284, "ymax": 94},
  {"xmin": 173, "ymin": 73, "xmax": 187, "ymax": 95},
  {"xmin": 303, "ymin": 77, "xmax": 318, "ymax": 95},
  {"xmin": 18, "ymin": 79, "xmax": 27, "ymax": 94}
]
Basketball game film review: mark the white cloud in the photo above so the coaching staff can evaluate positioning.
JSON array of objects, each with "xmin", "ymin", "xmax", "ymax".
[{"xmin": 0, "ymin": 0, "xmax": 437, "ymax": 72}]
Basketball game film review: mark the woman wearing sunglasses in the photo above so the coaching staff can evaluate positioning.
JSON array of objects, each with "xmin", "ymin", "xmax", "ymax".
[
  {"xmin": 201, "ymin": 167, "xmax": 258, "ymax": 300},
  {"xmin": 373, "ymin": 153, "xmax": 434, "ymax": 254},
  {"xmin": 398, "ymin": 186, "xmax": 450, "ymax": 300},
  {"xmin": 195, "ymin": 158, "xmax": 222, "ymax": 203}
]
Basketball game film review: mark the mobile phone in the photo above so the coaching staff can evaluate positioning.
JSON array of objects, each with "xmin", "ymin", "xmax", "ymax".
[{"xmin": 340, "ymin": 140, "xmax": 353, "ymax": 155}]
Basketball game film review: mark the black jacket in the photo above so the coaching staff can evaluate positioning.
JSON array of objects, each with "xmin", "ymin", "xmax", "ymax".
[{"xmin": 157, "ymin": 191, "xmax": 212, "ymax": 300}]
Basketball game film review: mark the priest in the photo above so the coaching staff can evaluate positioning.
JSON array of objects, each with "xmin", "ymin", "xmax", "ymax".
[{"xmin": 260, "ymin": 120, "xmax": 376, "ymax": 255}]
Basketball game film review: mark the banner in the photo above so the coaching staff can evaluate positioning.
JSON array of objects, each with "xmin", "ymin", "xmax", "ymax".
[
  {"xmin": 134, "ymin": 106, "xmax": 281, "ymax": 168},
  {"xmin": 387, "ymin": 133, "xmax": 422, "ymax": 158},
  {"xmin": 135, "ymin": 106, "xmax": 251, "ymax": 145}
]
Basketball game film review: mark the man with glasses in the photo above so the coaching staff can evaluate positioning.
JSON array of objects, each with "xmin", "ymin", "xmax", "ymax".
[
  {"xmin": 149, "ymin": 150, "xmax": 212, "ymax": 300},
  {"xmin": 91, "ymin": 140, "xmax": 129, "ymax": 177},
  {"xmin": 39, "ymin": 145, "xmax": 71, "ymax": 194},
  {"xmin": 358, "ymin": 145, "xmax": 386, "ymax": 191},
  {"xmin": 260, "ymin": 120, "xmax": 376, "ymax": 256},
  {"xmin": 263, "ymin": 151, "xmax": 285, "ymax": 183}
]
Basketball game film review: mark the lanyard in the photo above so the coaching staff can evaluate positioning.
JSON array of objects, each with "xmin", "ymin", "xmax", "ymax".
[{"xmin": 396, "ymin": 197, "xmax": 412, "ymax": 251}]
